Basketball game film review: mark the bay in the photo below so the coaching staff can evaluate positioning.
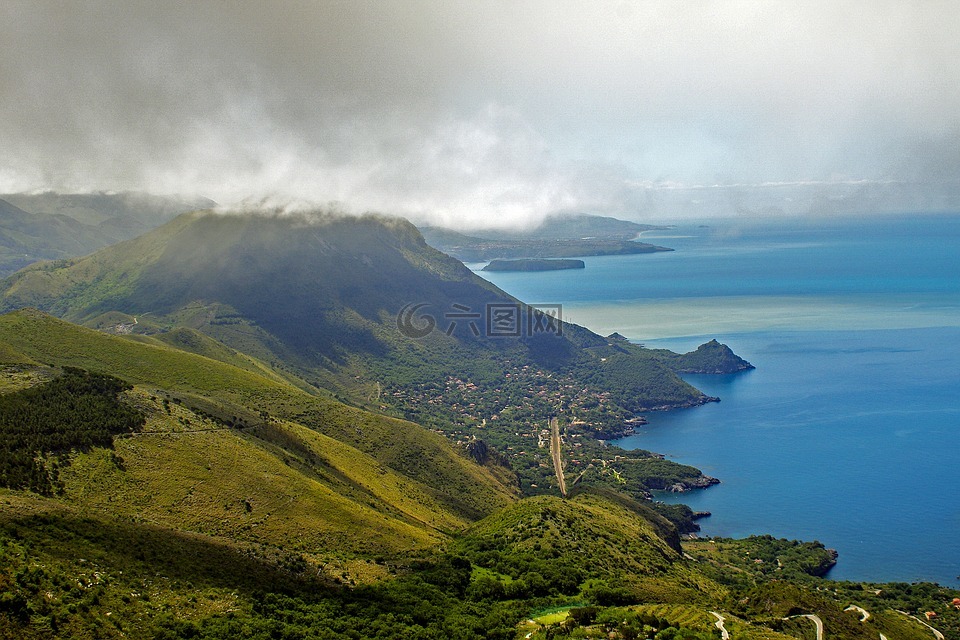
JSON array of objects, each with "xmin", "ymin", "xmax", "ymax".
[{"xmin": 477, "ymin": 213, "xmax": 960, "ymax": 585}]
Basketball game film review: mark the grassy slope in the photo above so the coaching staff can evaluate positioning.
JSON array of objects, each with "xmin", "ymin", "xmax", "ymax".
[
  {"xmin": 0, "ymin": 491, "xmax": 327, "ymax": 639},
  {"xmin": 61, "ymin": 397, "xmax": 454, "ymax": 554},
  {"xmin": 2, "ymin": 484, "xmax": 950, "ymax": 640},
  {"xmin": 457, "ymin": 492, "xmax": 725, "ymax": 604},
  {"xmin": 131, "ymin": 326, "xmax": 309, "ymax": 390},
  {"xmin": 0, "ymin": 310, "xmax": 516, "ymax": 547},
  {"xmin": 0, "ymin": 359, "xmax": 950, "ymax": 640}
]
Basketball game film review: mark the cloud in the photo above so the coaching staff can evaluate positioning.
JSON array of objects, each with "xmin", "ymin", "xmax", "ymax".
[{"xmin": 1, "ymin": 1, "xmax": 959, "ymax": 226}]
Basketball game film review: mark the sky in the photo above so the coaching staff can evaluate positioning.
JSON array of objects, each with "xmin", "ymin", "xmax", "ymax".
[{"xmin": 2, "ymin": 1, "xmax": 959, "ymax": 228}]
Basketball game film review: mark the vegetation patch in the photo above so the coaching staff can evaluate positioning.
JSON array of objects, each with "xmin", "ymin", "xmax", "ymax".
[{"xmin": 0, "ymin": 367, "xmax": 143, "ymax": 494}]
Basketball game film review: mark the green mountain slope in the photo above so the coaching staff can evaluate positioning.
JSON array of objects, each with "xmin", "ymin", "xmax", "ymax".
[
  {"xmin": 455, "ymin": 491, "xmax": 721, "ymax": 603},
  {"xmin": 0, "ymin": 210, "xmax": 749, "ymax": 509},
  {"xmin": 0, "ymin": 209, "xmax": 710, "ymax": 410},
  {"xmin": 0, "ymin": 192, "xmax": 212, "ymax": 277},
  {"xmin": 0, "ymin": 310, "xmax": 516, "ymax": 538},
  {"xmin": 0, "ymin": 313, "xmax": 955, "ymax": 639},
  {"xmin": 2, "ymin": 484, "xmax": 953, "ymax": 640}
]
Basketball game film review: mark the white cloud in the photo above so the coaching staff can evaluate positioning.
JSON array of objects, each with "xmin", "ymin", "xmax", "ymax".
[{"xmin": 1, "ymin": 1, "xmax": 958, "ymax": 226}]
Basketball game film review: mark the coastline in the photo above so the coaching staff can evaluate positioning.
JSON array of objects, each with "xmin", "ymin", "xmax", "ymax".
[
  {"xmin": 610, "ymin": 326, "xmax": 960, "ymax": 585},
  {"xmin": 477, "ymin": 216, "xmax": 960, "ymax": 585}
]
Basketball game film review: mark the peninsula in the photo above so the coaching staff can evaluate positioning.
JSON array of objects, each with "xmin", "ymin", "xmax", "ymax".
[{"xmin": 482, "ymin": 258, "xmax": 585, "ymax": 272}]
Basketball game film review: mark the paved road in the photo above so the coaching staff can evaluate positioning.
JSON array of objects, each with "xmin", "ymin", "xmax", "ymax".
[
  {"xmin": 786, "ymin": 614, "xmax": 824, "ymax": 640},
  {"xmin": 898, "ymin": 611, "xmax": 945, "ymax": 640},
  {"xmin": 710, "ymin": 611, "xmax": 730, "ymax": 640},
  {"xmin": 804, "ymin": 614, "xmax": 825, "ymax": 640},
  {"xmin": 549, "ymin": 416, "xmax": 567, "ymax": 497},
  {"xmin": 845, "ymin": 605, "xmax": 870, "ymax": 622}
]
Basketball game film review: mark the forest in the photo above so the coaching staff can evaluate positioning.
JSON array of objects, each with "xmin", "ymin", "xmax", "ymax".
[{"xmin": 0, "ymin": 367, "xmax": 143, "ymax": 494}]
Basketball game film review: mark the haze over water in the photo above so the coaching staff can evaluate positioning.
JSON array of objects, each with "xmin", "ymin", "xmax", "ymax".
[{"xmin": 478, "ymin": 213, "xmax": 960, "ymax": 585}]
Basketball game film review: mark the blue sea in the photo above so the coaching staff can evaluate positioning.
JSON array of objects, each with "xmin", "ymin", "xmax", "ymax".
[{"xmin": 476, "ymin": 213, "xmax": 960, "ymax": 585}]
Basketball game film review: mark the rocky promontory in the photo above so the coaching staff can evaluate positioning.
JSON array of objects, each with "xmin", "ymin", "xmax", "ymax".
[{"xmin": 656, "ymin": 339, "xmax": 755, "ymax": 374}]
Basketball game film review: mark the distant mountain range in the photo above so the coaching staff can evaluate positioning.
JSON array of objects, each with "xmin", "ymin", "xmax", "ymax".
[{"xmin": 0, "ymin": 191, "xmax": 214, "ymax": 277}]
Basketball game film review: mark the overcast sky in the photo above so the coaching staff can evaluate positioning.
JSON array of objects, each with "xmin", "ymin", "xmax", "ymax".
[{"xmin": 2, "ymin": 1, "xmax": 958, "ymax": 226}]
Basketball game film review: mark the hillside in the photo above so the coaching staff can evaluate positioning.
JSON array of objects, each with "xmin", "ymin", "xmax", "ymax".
[
  {"xmin": 0, "ymin": 210, "xmax": 752, "ymax": 504},
  {"xmin": 0, "ymin": 192, "xmax": 212, "ymax": 277},
  {"xmin": 0, "ymin": 298, "xmax": 955, "ymax": 639},
  {"xmin": 0, "ymin": 210, "xmax": 699, "ymax": 399},
  {"xmin": 0, "ymin": 198, "xmax": 103, "ymax": 276},
  {"xmin": 2, "ymin": 478, "xmax": 952, "ymax": 639},
  {"xmin": 0, "ymin": 310, "xmax": 516, "ymax": 535}
]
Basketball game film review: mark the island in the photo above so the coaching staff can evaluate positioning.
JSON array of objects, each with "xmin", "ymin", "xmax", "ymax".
[{"xmin": 481, "ymin": 258, "xmax": 586, "ymax": 272}]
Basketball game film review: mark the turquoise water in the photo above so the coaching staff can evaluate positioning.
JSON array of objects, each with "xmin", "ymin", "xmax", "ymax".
[{"xmin": 477, "ymin": 213, "xmax": 960, "ymax": 585}]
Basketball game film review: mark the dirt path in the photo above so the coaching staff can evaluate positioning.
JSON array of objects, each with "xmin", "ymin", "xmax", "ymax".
[{"xmin": 549, "ymin": 416, "xmax": 567, "ymax": 497}]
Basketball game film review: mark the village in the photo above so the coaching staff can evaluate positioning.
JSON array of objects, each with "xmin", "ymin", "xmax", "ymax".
[{"xmin": 381, "ymin": 362, "xmax": 708, "ymax": 502}]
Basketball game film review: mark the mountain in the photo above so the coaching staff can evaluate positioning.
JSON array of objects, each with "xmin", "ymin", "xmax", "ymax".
[
  {"xmin": 0, "ymin": 209, "xmax": 707, "ymax": 406},
  {"xmin": 0, "ymin": 198, "xmax": 105, "ymax": 276},
  {"xmin": 1, "ymin": 191, "xmax": 214, "ymax": 229},
  {"xmin": 0, "ymin": 191, "xmax": 213, "ymax": 277},
  {"xmin": 419, "ymin": 212, "xmax": 672, "ymax": 261},
  {"xmin": 0, "ymin": 210, "xmax": 754, "ymax": 506},
  {"xmin": 0, "ymin": 242, "xmax": 955, "ymax": 638}
]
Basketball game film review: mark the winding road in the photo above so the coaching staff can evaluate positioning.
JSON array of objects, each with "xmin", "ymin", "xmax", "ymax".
[
  {"xmin": 786, "ymin": 614, "xmax": 824, "ymax": 640},
  {"xmin": 549, "ymin": 416, "xmax": 567, "ymax": 497},
  {"xmin": 898, "ymin": 611, "xmax": 945, "ymax": 640},
  {"xmin": 845, "ymin": 605, "xmax": 870, "ymax": 622},
  {"xmin": 710, "ymin": 611, "xmax": 730, "ymax": 640}
]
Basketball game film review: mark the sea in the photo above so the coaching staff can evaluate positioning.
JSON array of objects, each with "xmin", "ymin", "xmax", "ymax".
[{"xmin": 474, "ymin": 212, "xmax": 960, "ymax": 585}]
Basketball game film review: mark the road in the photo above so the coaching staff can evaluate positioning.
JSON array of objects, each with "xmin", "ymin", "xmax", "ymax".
[
  {"xmin": 710, "ymin": 611, "xmax": 730, "ymax": 640},
  {"xmin": 845, "ymin": 605, "xmax": 870, "ymax": 622},
  {"xmin": 786, "ymin": 614, "xmax": 824, "ymax": 640},
  {"xmin": 549, "ymin": 416, "xmax": 567, "ymax": 497},
  {"xmin": 898, "ymin": 611, "xmax": 945, "ymax": 640}
]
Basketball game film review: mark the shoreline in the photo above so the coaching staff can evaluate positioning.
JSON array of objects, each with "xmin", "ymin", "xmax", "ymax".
[{"xmin": 476, "ymin": 217, "xmax": 960, "ymax": 586}]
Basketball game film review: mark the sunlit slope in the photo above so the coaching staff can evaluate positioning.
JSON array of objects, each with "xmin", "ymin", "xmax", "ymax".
[
  {"xmin": 457, "ymin": 492, "xmax": 726, "ymax": 604},
  {"xmin": 0, "ymin": 310, "xmax": 516, "ymax": 541}
]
